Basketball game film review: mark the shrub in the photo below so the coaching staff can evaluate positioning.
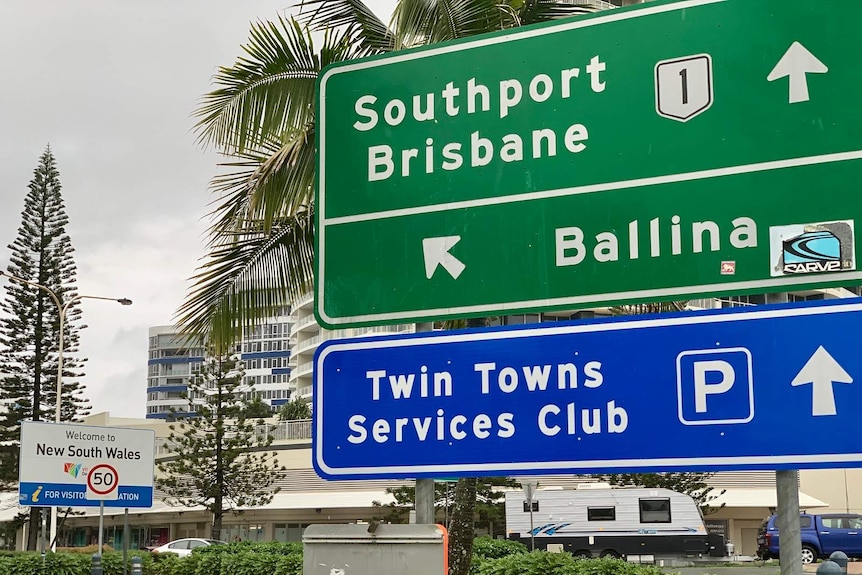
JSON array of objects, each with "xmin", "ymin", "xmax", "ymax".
[
  {"xmin": 470, "ymin": 537, "xmax": 529, "ymax": 575},
  {"xmin": 0, "ymin": 551, "xmax": 154, "ymax": 575},
  {"xmin": 146, "ymin": 542, "xmax": 302, "ymax": 575},
  {"xmin": 471, "ymin": 537, "xmax": 528, "ymax": 561},
  {"xmin": 475, "ymin": 553, "xmax": 668, "ymax": 575}
]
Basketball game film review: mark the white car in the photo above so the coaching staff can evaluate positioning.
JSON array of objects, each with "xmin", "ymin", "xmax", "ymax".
[{"xmin": 151, "ymin": 538, "xmax": 227, "ymax": 557}]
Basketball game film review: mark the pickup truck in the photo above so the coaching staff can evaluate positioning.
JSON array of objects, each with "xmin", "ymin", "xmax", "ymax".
[{"xmin": 757, "ymin": 513, "xmax": 862, "ymax": 564}]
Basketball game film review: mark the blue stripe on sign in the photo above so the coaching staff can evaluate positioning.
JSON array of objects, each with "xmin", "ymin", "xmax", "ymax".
[{"xmin": 19, "ymin": 482, "xmax": 153, "ymax": 508}]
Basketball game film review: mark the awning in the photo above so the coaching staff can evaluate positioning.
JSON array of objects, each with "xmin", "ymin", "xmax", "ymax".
[{"xmin": 707, "ymin": 488, "xmax": 828, "ymax": 509}]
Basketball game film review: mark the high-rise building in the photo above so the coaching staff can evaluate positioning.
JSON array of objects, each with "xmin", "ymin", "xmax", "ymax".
[
  {"xmin": 146, "ymin": 309, "xmax": 293, "ymax": 419},
  {"xmin": 146, "ymin": 326, "xmax": 205, "ymax": 419},
  {"xmin": 288, "ymin": 292, "xmax": 414, "ymax": 401}
]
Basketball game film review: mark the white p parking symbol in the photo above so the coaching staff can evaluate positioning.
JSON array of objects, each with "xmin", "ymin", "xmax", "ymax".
[
  {"xmin": 693, "ymin": 360, "xmax": 735, "ymax": 412},
  {"xmin": 677, "ymin": 348, "xmax": 754, "ymax": 425}
]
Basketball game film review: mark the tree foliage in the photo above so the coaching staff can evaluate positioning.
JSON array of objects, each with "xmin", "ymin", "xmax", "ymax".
[
  {"xmin": 156, "ymin": 348, "xmax": 285, "ymax": 539},
  {"xmin": 179, "ymin": 0, "xmax": 607, "ymax": 346},
  {"xmin": 243, "ymin": 395, "xmax": 274, "ymax": 419},
  {"xmin": 0, "ymin": 147, "xmax": 88, "ymax": 549},
  {"xmin": 375, "ymin": 477, "xmax": 517, "ymax": 536},
  {"xmin": 277, "ymin": 396, "xmax": 311, "ymax": 421}
]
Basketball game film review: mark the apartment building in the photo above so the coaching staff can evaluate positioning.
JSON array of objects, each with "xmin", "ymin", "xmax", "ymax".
[{"xmin": 146, "ymin": 309, "xmax": 293, "ymax": 418}]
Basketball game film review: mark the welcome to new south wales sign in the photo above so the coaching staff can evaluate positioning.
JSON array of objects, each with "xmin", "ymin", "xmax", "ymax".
[{"xmin": 315, "ymin": 0, "xmax": 862, "ymax": 328}]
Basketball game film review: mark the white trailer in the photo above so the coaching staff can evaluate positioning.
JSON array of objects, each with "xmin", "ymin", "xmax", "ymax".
[{"xmin": 505, "ymin": 487, "xmax": 723, "ymax": 560}]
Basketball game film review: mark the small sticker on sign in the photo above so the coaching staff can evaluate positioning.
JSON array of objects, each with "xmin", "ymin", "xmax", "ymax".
[{"xmin": 720, "ymin": 261, "xmax": 736, "ymax": 275}]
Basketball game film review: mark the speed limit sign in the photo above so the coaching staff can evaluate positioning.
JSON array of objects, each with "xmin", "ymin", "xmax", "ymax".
[{"xmin": 86, "ymin": 464, "xmax": 119, "ymax": 500}]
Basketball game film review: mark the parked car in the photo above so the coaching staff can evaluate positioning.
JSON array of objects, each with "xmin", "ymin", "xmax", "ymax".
[
  {"xmin": 757, "ymin": 513, "xmax": 862, "ymax": 564},
  {"xmin": 150, "ymin": 538, "xmax": 227, "ymax": 557}
]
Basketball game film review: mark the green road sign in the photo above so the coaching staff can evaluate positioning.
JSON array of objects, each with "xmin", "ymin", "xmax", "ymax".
[{"xmin": 315, "ymin": 0, "xmax": 862, "ymax": 328}]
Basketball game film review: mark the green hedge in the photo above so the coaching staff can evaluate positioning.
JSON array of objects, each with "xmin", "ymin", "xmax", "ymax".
[
  {"xmin": 476, "ymin": 554, "xmax": 667, "ymax": 575},
  {"xmin": 0, "ymin": 540, "xmax": 666, "ymax": 575},
  {"xmin": 0, "ymin": 551, "xmax": 156, "ymax": 575},
  {"xmin": 470, "ymin": 537, "xmax": 529, "ymax": 574},
  {"xmin": 148, "ymin": 542, "xmax": 302, "ymax": 575}
]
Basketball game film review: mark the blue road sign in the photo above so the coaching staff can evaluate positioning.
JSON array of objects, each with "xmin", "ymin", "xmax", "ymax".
[{"xmin": 313, "ymin": 299, "xmax": 862, "ymax": 480}]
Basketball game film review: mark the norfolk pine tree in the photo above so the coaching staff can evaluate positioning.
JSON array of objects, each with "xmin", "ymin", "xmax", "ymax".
[
  {"xmin": 0, "ymin": 147, "xmax": 89, "ymax": 550},
  {"xmin": 156, "ymin": 345, "xmax": 285, "ymax": 540}
]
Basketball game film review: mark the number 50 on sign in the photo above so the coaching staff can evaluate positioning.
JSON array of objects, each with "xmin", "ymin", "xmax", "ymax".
[{"xmin": 86, "ymin": 463, "xmax": 119, "ymax": 501}]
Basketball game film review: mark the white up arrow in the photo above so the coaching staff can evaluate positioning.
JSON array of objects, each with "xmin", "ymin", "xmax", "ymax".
[
  {"xmin": 767, "ymin": 41, "xmax": 828, "ymax": 104},
  {"xmin": 422, "ymin": 236, "xmax": 466, "ymax": 280},
  {"xmin": 791, "ymin": 346, "xmax": 852, "ymax": 416}
]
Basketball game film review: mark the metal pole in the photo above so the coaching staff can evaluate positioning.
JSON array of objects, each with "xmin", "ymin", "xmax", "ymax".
[
  {"xmin": 777, "ymin": 471, "xmax": 802, "ymax": 575},
  {"xmin": 98, "ymin": 501, "xmax": 105, "ymax": 555},
  {"xmin": 523, "ymin": 482, "xmax": 537, "ymax": 551},
  {"xmin": 416, "ymin": 479, "xmax": 436, "ymax": 524},
  {"xmin": 414, "ymin": 321, "xmax": 436, "ymax": 525},
  {"xmin": 40, "ymin": 508, "xmax": 47, "ymax": 554},
  {"xmin": 55, "ymin": 300, "xmax": 67, "ymax": 425},
  {"xmin": 767, "ymin": 291, "xmax": 802, "ymax": 575},
  {"xmin": 123, "ymin": 508, "xmax": 129, "ymax": 575},
  {"xmin": 49, "ymin": 300, "xmax": 68, "ymax": 552}
]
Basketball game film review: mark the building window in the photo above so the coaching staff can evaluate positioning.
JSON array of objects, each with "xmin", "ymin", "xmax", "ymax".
[
  {"xmin": 639, "ymin": 498, "xmax": 671, "ymax": 523},
  {"xmin": 274, "ymin": 523, "xmax": 309, "ymax": 542},
  {"xmin": 587, "ymin": 507, "xmax": 616, "ymax": 521}
]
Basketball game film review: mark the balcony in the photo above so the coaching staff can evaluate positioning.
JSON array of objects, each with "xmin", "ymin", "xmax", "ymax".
[
  {"xmin": 292, "ymin": 291, "xmax": 314, "ymax": 311},
  {"xmin": 292, "ymin": 361, "xmax": 313, "ymax": 379},
  {"xmin": 291, "ymin": 314, "xmax": 320, "ymax": 335},
  {"xmin": 155, "ymin": 419, "xmax": 313, "ymax": 456}
]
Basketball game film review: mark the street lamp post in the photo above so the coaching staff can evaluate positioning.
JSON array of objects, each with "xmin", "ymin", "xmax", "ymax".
[{"xmin": 0, "ymin": 271, "xmax": 132, "ymax": 551}]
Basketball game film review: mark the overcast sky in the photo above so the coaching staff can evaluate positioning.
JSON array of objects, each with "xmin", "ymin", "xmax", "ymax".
[{"xmin": 0, "ymin": 0, "xmax": 394, "ymax": 419}]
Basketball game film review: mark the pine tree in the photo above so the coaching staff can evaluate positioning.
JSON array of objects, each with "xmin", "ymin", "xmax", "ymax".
[
  {"xmin": 0, "ymin": 147, "xmax": 89, "ymax": 550},
  {"xmin": 156, "ymin": 346, "xmax": 285, "ymax": 540}
]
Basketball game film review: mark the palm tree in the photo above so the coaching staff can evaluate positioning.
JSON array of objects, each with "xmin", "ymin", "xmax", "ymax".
[
  {"xmin": 183, "ymin": 2, "xmax": 615, "ymax": 573},
  {"xmin": 179, "ymin": 0, "xmax": 611, "ymax": 346}
]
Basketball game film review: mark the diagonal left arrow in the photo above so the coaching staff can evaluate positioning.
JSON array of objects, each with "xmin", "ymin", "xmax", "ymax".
[
  {"xmin": 422, "ymin": 236, "xmax": 466, "ymax": 280},
  {"xmin": 791, "ymin": 346, "xmax": 852, "ymax": 416}
]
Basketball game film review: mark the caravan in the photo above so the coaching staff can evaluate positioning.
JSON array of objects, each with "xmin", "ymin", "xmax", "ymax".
[{"xmin": 505, "ymin": 486, "xmax": 723, "ymax": 560}]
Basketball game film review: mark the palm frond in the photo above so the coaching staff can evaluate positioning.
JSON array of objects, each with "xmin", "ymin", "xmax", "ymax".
[
  {"xmin": 516, "ymin": 0, "xmax": 603, "ymax": 26},
  {"xmin": 176, "ymin": 211, "xmax": 315, "ymax": 347},
  {"xmin": 298, "ymin": 0, "xmax": 396, "ymax": 54},
  {"xmin": 206, "ymin": 124, "xmax": 316, "ymax": 237},
  {"xmin": 392, "ymin": 0, "xmax": 505, "ymax": 47},
  {"xmin": 194, "ymin": 17, "xmax": 321, "ymax": 154}
]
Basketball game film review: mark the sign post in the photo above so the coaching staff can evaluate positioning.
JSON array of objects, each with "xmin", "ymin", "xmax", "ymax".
[
  {"xmin": 316, "ymin": 0, "xmax": 862, "ymax": 327},
  {"xmin": 314, "ymin": 299, "xmax": 862, "ymax": 479},
  {"xmin": 18, "ymin": 422, "xmax": 155, "ymax": 510}
]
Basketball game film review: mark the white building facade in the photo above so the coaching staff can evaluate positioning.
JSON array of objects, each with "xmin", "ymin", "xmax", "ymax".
[{"xmin": 146, "ymin": 309, "xmax": 293, "ymax": 419}]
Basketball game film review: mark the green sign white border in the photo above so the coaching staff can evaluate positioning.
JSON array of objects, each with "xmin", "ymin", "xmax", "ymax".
[{"xmin": 315, "ymin": 0, "xmax": 862, "ymax": 327}]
